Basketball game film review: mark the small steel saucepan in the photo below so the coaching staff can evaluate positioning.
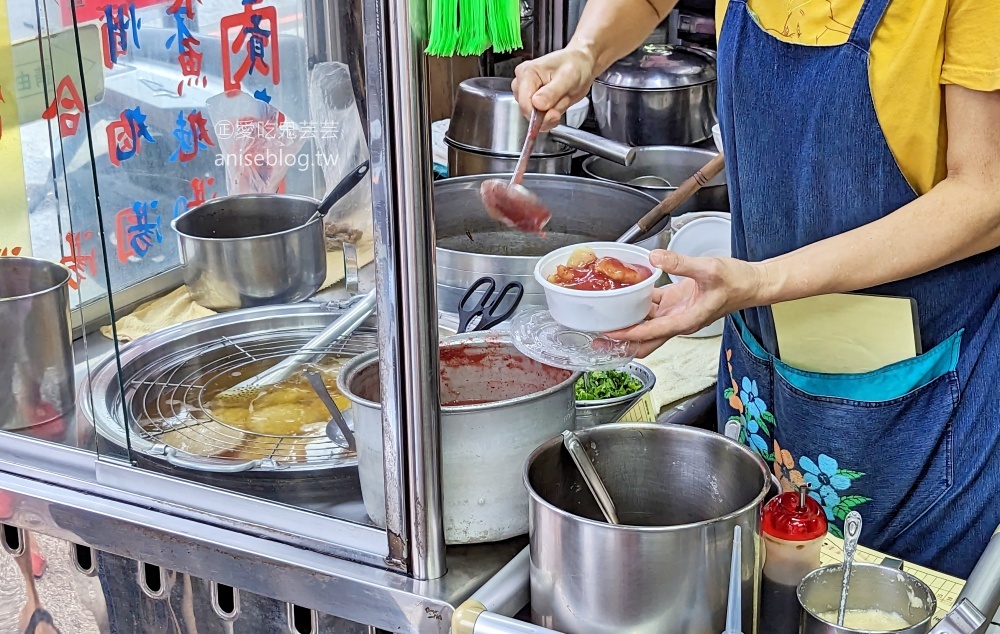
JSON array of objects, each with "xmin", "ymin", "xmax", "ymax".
[{"xmin": 173, "ymin": 162, "xmax": 369, "ymax": 311}]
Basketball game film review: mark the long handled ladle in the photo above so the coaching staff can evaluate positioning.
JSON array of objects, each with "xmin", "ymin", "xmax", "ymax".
[
  {"xmin": 617, "ymin": 152, "xmax": 726, "ymax": 244},
  {"xmin": 479, "ymin": 108, "xmax": 553, "ymax": 234},
  {"xmin": 562, "ymin": 430, "xmax": 619, "ymax": 524},
  {"xmin": 837, "ymin": 511, "xmax": 864, "ymax": 626}
]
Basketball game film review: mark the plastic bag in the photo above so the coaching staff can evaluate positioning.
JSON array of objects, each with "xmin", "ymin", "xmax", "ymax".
[
  {"xmin": 308, "ymin": 63, "xmax": 373, "ymax": 249},
  {"xmin": 206, "ymin": 91, "xmax": 307, "ymax": 195}
]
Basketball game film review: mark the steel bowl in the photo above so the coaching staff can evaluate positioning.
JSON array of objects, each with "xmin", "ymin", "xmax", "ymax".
[
  {"xmin": 447, "ymin": 77, "xmax": 575, "ymax": 157},
  {"xmin": 798, "ymin": 563, "xmax": 936, "ymax": 634},
  {"xmin": 583, "ymin": 145, "xmax": 729, "ymax": 209},
  {"xmin": 172, "ymin": 194, "xmax": 327, "ymax": 311},
  {"xmin": 574, "ymin": 362, "xmax": 656, "ymax": 428}
]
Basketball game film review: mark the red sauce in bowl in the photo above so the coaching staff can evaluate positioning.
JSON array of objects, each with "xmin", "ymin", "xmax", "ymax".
[{"xmin": 547, "ymin": 255, "xmax": 653, "ymax": 291}]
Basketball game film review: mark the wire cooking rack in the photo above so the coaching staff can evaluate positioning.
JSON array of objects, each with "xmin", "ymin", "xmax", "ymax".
[{"xmin": 119, "ymin": 325, "xmax": 377, "ymax": 469}]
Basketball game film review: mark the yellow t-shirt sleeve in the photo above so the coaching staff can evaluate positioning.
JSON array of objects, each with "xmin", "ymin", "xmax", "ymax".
[{"xmin": 941, "ymin": 0, "xmax": 1000, "ymax": 91}]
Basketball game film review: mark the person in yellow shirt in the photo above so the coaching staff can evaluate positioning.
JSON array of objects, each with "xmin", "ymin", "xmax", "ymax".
[{"xmin": 513, "ymin": 0, "xmax": 1000, "ymax": 577}]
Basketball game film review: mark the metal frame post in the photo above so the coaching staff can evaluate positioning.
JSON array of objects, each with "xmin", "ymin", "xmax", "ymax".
[{"xmin": 363, "ymin": 0, "xmax": 448, "ymax": 580}]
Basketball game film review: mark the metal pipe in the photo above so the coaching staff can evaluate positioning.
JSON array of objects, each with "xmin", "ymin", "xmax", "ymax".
[
  {"xmin": 364, "ymin": 0, "xmax": 447, "ymax": 579},
  {"xmin": 952, "ymin": 524, "xmax": 1000, "ymax": 633},
  {"xmin": 474, "ymin": 613, "xmax": 565, "ymax": 634},
  {"xmin": 470, "ymin": 546, "xmax": 530, "ymax": 617}
]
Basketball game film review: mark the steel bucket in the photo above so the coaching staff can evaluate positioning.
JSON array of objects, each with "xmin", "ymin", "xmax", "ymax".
[
  {"xmin": 338, "ymin": 331, "xmax": 579, "ymax": 544},
  {"xmin": 0, "ymin": 257, "xmax": 75, "ymax": 431},
  {"xmin": 525, "ymin": 424, "xmax": 768, "ymax": 634}
]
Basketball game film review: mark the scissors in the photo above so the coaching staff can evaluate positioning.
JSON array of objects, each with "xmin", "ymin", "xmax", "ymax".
[{"xmin": 457, "ymin": 277, "xmax": 524, "ymax": 334}]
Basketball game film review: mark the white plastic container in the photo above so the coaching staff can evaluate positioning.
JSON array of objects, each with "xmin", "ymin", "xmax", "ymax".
[
  {"xmin": 535, "ymin": 242, "xmax": 661, "ymax": 332},
  {"xmin": 566, "ymin": 97, "xmax": 590, "ymax": 129},
  {"xmin": 668, "ymin": 216, "xmax": 731, "ymax": 337},
  {"xmin": 712, "ymin": 123, "xmax": 724, "ymax": 154}
]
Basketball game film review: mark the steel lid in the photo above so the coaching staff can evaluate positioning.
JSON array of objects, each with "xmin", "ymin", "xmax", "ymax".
[{"xmin": 596, "ymin": 44, "xmax": 716, "ymax": 90}]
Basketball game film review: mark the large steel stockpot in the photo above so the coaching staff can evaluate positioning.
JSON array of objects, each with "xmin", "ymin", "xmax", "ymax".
[
  {"xmin": 433, "ymin": 174, "xmax": 664, "ymax": 312},
  {"xmin": 592, "ymin": 44, "xmax": 717, "ymax": 147},
  {"xmin": 338, "ymin": 331, "xmax": 579, "ymax": 545},
  {"xmin": 525, "ymin": 423, "xmax": 769, "ymax": 634},
  {"xmin": 0, "ymin": 257, "xmax": 74, "ymax": 432},
  {"xmin": 173, "ymin": 194, "xmax": 327, "ymax": 311}
]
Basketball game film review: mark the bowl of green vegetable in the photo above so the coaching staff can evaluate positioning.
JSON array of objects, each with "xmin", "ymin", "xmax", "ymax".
[{"xmin": 574, "ymin": 363, "xmax": 656, "ymax": 428}]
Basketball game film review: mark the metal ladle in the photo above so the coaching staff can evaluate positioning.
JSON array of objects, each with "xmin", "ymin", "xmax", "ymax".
[
  {"xmin": 479, "ymin": 108, "xmax": 553, "ymax": 234},
  {"xmin": 562, "ymin": 430, "xmax": 619, "ymax": 524},
  {"xmin": 304, "ymin": 370, "xmax": 356, "ymax": 452},
  {"xmin": 627, "ymin": 175, "xmax": 673, "ymax": 188},
  {"xmin": 837, "ymin": 511, "xmax": 863, "ymax": 626}
]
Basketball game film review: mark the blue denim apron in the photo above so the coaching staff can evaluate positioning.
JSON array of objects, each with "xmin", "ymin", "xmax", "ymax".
[{"xmin": 716, "ymin": 0, "xmax": 1000, "ymax": 577}]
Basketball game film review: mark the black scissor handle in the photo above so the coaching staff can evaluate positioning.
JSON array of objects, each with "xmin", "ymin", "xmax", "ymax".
[
  {"xmin": 457, "ymin": 277, "xmax": 497, "ymax": 333},
  {"xmin": 476, "ymin": 282, "xmax": 524, "ymax": 331}
]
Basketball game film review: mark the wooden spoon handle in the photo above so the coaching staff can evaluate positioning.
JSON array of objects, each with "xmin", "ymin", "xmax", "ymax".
[
  {"xmin": 635, "ymin": 153, "xmax": 726, "ymax": 234},
  {"xmin": 510, "ymin": 109, "xmax": 544, "ymax": 187}
]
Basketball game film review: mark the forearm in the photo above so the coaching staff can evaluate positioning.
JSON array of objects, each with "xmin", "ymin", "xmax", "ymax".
[
  {"xmin": 754, "ymin": 177, "xmax": 1000, "ymax": 306},
  {"xmin": 567, "ymin": 0, "xmax": 678, "ymax": 76}
]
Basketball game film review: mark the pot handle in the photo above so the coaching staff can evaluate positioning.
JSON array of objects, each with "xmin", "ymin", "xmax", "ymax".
[
  {"xmin": 549, "ymin": 125, "xmax": 636, "ymax": 167},
  {"xmin": 164, "ymin": 448, "xmax": 259, "ymax": 473}
]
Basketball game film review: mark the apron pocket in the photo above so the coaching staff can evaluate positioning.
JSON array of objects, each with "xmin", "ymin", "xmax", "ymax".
[{"xmin": 772, "ymin": 361, "xmax": 958, "ymax": 545}]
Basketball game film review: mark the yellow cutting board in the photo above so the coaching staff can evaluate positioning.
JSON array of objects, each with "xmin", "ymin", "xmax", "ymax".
[{"xmin": 771, "ymin": 294, "xmax": 920, "ymax": 374}]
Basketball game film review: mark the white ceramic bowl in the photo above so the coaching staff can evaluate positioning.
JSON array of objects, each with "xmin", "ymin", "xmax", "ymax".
[
  {"xmin": 535, "ymin": 242, "xmax": 661, "ymax": 332},
  {"xmin": 566, "ymin": 97, "xmax": 590, "ymax": 129},
  {"xmin": 712, "ymin": 123, "xmax": 723, "ymax": 155},
  {"xmin": 667, "ymin": 216, "xmax": 731, "ymax": 337}
]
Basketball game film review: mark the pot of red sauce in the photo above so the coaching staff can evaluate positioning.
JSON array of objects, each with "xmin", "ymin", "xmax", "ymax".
[{"xmin": 337, "ymin": 331, "xmax": 580, "ymax": 544}]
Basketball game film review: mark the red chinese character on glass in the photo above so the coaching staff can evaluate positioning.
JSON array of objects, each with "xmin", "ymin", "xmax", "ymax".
[
  {"xmin": 41, "ymin": 76, "xmax": 85, "ymax": 138},
  {"xmin": 170, "ymin": 109, "xmax": 214, "ymax": 163},
  {"xmin": 100, "ymin": 3, "xmax": 142, "ymax": 69},
  {"xmin": 220, "ymin": 0, "xmax": 280, "ymax": 92},
  {"xmin": 173, "ymin": 175, "xmax": 217, "ymax": 218},
  {"xmin": 166, "ymin": 0, "xmax": 201, "ymax": 18},
  {"xmin": 115, "ymin": 200, "xmax": 162, "ymax": 263},
  {"xmin": 106, "ymin": 106, "xmax": 155, "ymax": 166},
  {"xmin": 0, "ymin": 247, "xmax": 23, "ymax": 257},
  {"xmin": 60, "ymin": 231, "xmax": 97, "ymax": 290}
]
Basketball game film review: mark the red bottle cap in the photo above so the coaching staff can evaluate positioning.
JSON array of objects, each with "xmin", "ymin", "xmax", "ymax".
[{"xmin": 762, "ymin": 488, "xmax": 828, "ymax": 541}]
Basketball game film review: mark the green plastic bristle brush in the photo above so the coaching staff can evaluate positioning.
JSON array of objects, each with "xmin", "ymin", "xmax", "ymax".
[
  {"xmin": 486, "ymin": 0, "xmax": 522, "ymax": 53},
  {"xmin": 456, "ymin": 0, "xmax": 490, "ymax": 56},
  {"xmin": 426, "ymin": 0, "xmax": 460, "ymax": 56}
]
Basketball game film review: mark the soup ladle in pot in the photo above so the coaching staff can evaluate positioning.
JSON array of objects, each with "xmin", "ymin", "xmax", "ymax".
[{"xmin": 562, "ymin": 430, "xmax": 620, "ymax": 524}]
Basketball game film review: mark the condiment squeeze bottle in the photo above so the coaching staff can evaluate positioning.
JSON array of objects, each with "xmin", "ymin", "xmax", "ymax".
[{"xmin": 758, "ymin": 485, "xmax": 828, "ymax": 634}]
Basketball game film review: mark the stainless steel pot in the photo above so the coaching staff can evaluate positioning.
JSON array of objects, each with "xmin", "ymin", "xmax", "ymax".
[
  {"xmin": 338, "ymin": 331, "xmax": 579, "ymax": 545},
  {"xmin": 446, "ymin": 140, "xmax": 573, "ymax": 177},
  {"xmin": 592, "ymin": 44, "xmax": 717, "ymax": 146},
  {"xmin": 0, "ymin": 257, "xmax": 74, "ymax": 431},
  {"xmin": 798, "ymin": 563, "xmax": 936, "ymax": 634},
  {"xmin": 446, "ymin": 77, "xmax": 635, "ymax": 173},
  {"xmin": 173, "ymin": 194, "xmax": 327, "ymax": 311},
  {"xmin": 526, "ymin": 424, "xmax": 768, "ymax": 633},
  {"xmin": 434, "ymin": 174, "xmax": 664, "ymax": 312},
  {"xmin": 583, "ymin": 145, "xmax": 729, "ymax": 210},
  {"xmin": 574, "ymin": 362, "xmax": 656, "ymax": 429}
]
